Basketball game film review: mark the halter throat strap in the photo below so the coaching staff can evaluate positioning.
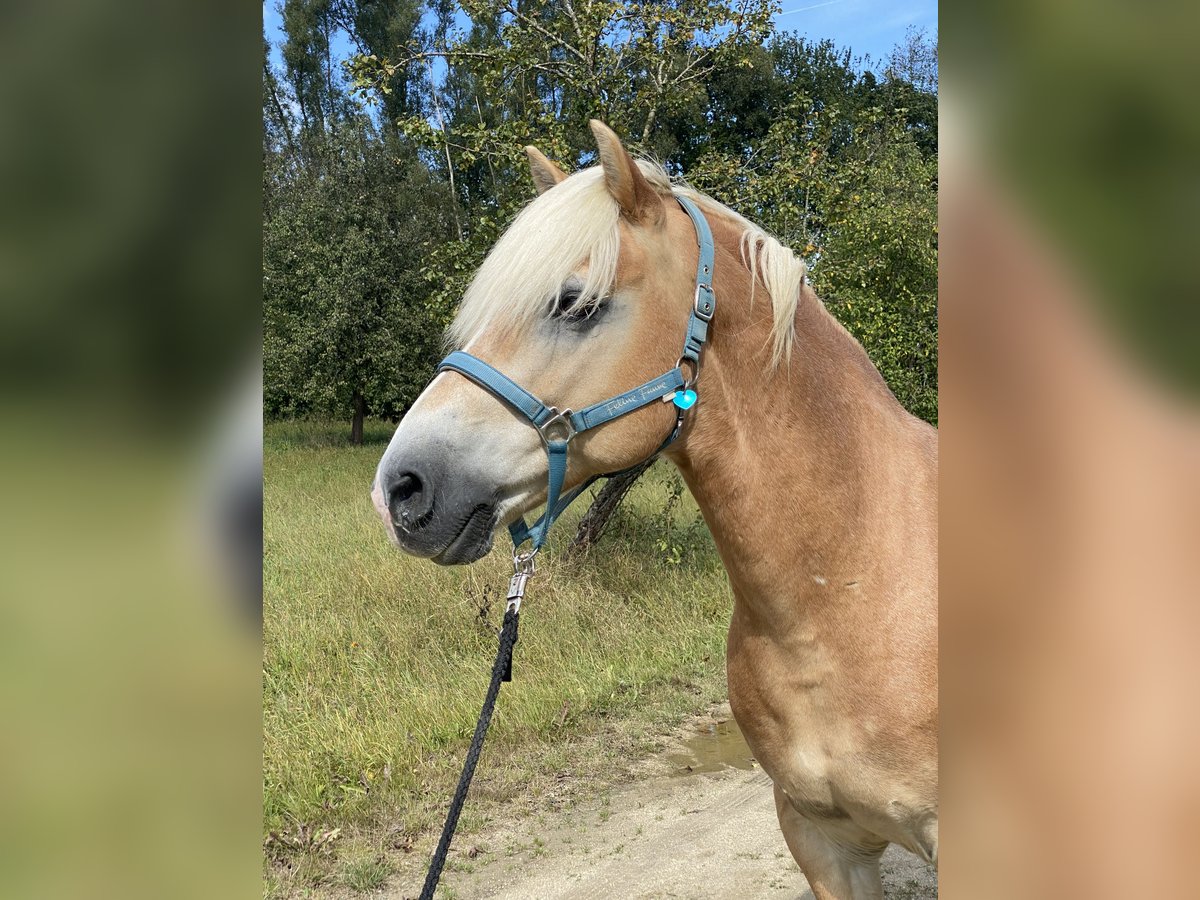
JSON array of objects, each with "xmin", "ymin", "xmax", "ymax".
[{"xmin": 435, "ymin": 194, "xmax": 716, "ymax": 552}]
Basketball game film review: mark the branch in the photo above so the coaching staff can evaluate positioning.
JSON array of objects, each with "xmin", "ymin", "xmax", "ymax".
[
  {"xmin": 422, "ymin": 57, "xmax": 463, "ymax": 242},
  {"xmin": 500, "ymin": 2, "xmax": 587, "ymax": 63},
  {"xmin": 669, "ymin": 1, "xmax": 756, "ymax": 87},
  {"xmin": 565, "ymin": 459, "xmax": 656, "ymax": 560},
  {"xmin": 562, "ymin": 0, "xmax": 585, "ymax": 47}
]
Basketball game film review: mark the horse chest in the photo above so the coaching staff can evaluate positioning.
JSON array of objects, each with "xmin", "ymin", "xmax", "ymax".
[
  {"xmin": 727, "ymin": 631, "xmax": 849, "ymax": 815},
  {"xmin": 773, "ymin": 743, "xmax": 846, "ymax": 821},
  {"xmin": 728, "ymin": 614, "xmax": 905, "ymax": 817},
  {"xmin": 727, "ymin": 626, "xmax": 936, "ymax": 852}
]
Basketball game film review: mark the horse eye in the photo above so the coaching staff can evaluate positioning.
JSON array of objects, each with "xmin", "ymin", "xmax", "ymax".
[
  {"xmin": 552, "ymin": 289, "xmax": 584, "ymax": 318},
  {"xmin": 550, "ymin": 288, "xmax": 607, "ymax": 323}
]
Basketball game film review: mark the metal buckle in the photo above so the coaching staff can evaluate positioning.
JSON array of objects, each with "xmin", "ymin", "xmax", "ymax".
[
  {"xmin": 537, "ymin": 406, "xmax": 576, "ymax": 445},
  {"xmin": 506, "ymin": 573, "xmax": 529, "ymax": 613},
  {"xmin": 508, "ymin": 549, "xmax": 537, "ymax": 613},
  {"xmin": 693, "ymin": 284, "xmax": 715, "ymax": 321}
]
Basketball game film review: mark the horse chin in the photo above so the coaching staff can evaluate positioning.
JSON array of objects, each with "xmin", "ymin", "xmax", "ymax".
[
  {"xmin": 429, "ymin": 505, "xmax": 497, "ymax": 566},
  {"xmin": 431, "ymin": 534, "xmax": 493, "ymax": 566}
]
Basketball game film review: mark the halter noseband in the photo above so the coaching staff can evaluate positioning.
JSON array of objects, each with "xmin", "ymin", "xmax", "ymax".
[{"xmin": 435, "ymin": 195, "xmax": 717, "ymax": 558}]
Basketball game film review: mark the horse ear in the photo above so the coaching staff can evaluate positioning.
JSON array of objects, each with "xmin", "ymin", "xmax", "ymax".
[
  {"xmin": 525, "ymin": 146, "xmax": 568, "ymax": 194},
  {"xmin": 588, "ymin": 120, "xmax": 663, "ymax": 225}
]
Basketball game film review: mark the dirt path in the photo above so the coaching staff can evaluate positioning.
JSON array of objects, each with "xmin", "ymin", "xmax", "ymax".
[{"xmin": 388, "ymin": 706, "xmax": 937, "ymax": 899}]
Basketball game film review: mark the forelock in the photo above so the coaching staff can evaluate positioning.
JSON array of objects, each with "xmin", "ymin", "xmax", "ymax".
[{"xmin": 449, "ymin": 167, "xmax": 623, "ymax": 346}]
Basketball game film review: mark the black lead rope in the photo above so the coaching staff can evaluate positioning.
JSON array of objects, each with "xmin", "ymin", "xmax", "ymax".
[{"xmin": 417, "ymin": 585, "xmax": 524, "ymax": 900}]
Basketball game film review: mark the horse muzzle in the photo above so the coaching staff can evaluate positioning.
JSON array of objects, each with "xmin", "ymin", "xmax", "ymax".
[{"xmin": 373, "ymin": 460, "xmax": 498, "ymax": 565}]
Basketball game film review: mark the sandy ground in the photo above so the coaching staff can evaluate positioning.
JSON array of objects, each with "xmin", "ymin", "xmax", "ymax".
[{"xmin": 387, "ymin": 705, "xmax": 937, "ymax": 899}]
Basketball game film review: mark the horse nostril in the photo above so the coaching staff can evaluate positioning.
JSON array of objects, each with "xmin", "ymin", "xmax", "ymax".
[
  {"xmin": 387, "ymin": 470, "xmax": 431, "ymax": 529},
  {"xmin": 392, "ymin": 473, "xmax": 419, "ymax": 504}
]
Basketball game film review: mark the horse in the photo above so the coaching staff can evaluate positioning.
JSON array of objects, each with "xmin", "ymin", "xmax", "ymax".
[{"xmin": 372, "ymin": 120, "xmax": 938, "ymax": 899}]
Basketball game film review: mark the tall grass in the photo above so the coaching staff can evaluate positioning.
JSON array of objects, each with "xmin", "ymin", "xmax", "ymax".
[{"xmin": 263, "ymin": 419, "xmax": 732, "ymax": 846}]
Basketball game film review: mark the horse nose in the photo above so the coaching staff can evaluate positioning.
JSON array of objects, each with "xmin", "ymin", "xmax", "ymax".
[{"xmin": 385, "ymin": 469, "xmax": 433, "ymax": 531}]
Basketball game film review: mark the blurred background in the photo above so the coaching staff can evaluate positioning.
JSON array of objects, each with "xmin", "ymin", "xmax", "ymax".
[
  {"xmin": 1, "ymin": 0, "xmax": 1197, "ymax": 897},
  {"xmin": 0, "ymin": 1, "xmax": 262, "ymax": 898},
  {"xmin": 940, "ymin": 1, "xmax": 1200, "ymax": 897}
]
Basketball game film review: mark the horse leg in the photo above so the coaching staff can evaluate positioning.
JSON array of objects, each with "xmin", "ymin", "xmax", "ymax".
[{"xmin": 773, "ymin": 783, "xmax": 887, "ymax": 900}]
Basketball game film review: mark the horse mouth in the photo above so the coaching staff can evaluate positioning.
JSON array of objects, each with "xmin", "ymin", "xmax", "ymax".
[{"xmin": 431, "ymin": 504, "xmax": 496, "ymax": 565}]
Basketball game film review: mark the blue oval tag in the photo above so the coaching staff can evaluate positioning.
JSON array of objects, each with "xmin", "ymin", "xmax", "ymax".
[{"xmin": 673, "ymin": 389, "xmax": 698, "ymax": 410}]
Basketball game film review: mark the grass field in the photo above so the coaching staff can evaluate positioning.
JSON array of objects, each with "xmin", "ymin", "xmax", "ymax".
[{"xmin": 263, "ymin": 419, "xmax": 734, "ymax": 896}]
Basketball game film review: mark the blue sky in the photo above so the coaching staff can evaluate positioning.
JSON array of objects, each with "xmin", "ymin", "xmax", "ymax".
[
  {"xmin": 774, "ymin": 0, "xmax": 937, "ymax": 68},
  {"xmin": 263, "ymin": 1, "xmax": 937, "ymax": 82}
]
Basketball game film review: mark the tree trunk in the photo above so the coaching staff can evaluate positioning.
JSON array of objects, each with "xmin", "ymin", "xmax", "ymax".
[
  {"xmin": 350, "ymin": 389, "xmax": 366, "ymax": 445},
  {"xmin": 565, "ymin": 459, "xmax": 656, "ymax": 559}
]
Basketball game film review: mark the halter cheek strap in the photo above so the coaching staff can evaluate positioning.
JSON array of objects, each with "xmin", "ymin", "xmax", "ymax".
[{"xmin": 435, "ymin": 194, "xmax": 716, "ymax": 554}]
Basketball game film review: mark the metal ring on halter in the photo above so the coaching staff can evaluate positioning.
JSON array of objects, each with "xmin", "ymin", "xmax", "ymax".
[
  {"xmin": 513, "ymin": 548, "xmax": 538, "ymax": 574},
  {"xmin": 536, "ymin": 407, "xmax": 576, "ymax": 446},
  {"xmin": 676, "ymin": 356, "xmax": 701, "ymax": 390}
]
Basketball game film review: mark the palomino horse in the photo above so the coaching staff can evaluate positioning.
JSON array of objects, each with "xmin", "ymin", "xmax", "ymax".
[{"xmin": 373, "ymin": 121, "xmax": 938, "ymax": 899}]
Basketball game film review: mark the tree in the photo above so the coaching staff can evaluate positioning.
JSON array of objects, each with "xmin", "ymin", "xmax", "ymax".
[
  {"xmin": 688, "ymin": 96, "xmax": 938, "ymax": 423},
  {"xmin": 280, "ymin": 0, "xmax": 352, "ymax": 138},
  {"xmin": 330, "ymin": 0, "xmax": 431, "ymax": 132},
  {"xmin": 886, "ymin": 26, "xmax": 938, "ymax": 94},
  {"xmin": 265, "ymin": 1, "xmax": 460, "ymax": 439},
  {"xmin": 878, "ymin": 27, "xmax": 938, "ymax": 158},
  {"xmin": 346, "ymin": 0, "xmax": 778, "ymax": 320},
  {"xmin": 263, "ymin": 123, "xmax": 455, "ymax": 441}
]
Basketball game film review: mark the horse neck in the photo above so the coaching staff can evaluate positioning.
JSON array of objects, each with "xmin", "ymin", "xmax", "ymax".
[{"xmin": 668, "ymin": 260, "xmax": 923, "ymax": 623}]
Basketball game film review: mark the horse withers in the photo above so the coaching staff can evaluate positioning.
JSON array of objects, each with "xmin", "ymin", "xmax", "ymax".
[{"xmin": 373, "ymin": 121, "xmax": 938, "ymax": 900}]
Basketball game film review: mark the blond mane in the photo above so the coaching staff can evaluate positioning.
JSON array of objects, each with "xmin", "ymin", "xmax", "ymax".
[{"xmin": 449, "ymin": 159, "xmax": 808, "ymax": 367}]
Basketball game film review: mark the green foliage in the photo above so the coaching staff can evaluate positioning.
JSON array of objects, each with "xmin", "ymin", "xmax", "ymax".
[
  {"xmin": 354, "ymin": 0, "xmax": 777, "ymax": 161},
  {"xmin": 810, "ymin": 117, "xmax": 938, "ymax": 423},
  {"xmin": 280, "ymin": 0, "xmax": 353, "ymax": 136},
  {"xmin": 665, "ymin": 37, "xmax": 939, "ymax": 422},
  {"xmin": 343, "ymin": 1, "xmax": 780, "ymax": 327},
  {"xmin": 263, "ymin": 123, "xmax": 456, "ymax": 422}
]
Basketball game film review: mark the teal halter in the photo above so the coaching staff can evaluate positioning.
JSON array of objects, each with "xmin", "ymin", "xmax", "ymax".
[{"xmin": 436, "ymin": 195, "xmax": 717, "ymax": 555}]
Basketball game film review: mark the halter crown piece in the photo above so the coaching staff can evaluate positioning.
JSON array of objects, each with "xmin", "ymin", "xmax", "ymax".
[{"xmin": 436, "ymin": 195, "xmax": 717, "ymax": 558}]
